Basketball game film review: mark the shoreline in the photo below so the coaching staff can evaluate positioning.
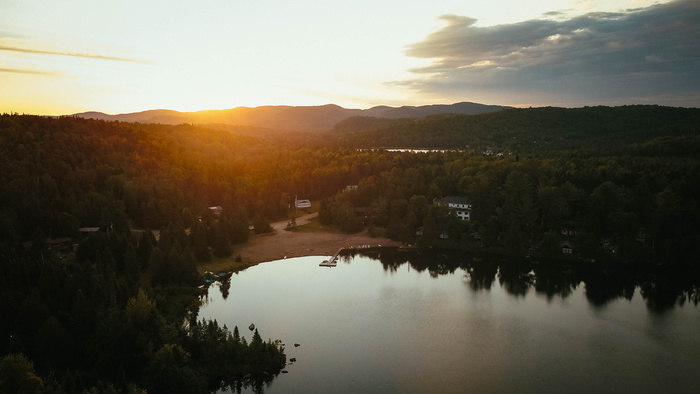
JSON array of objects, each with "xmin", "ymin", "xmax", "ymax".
[{"xmin": 198, "ymin": 212, "xmax": 400, "ymax": 273}]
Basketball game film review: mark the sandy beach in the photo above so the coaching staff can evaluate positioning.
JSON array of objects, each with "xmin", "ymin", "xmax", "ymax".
[{"xmin": 199, "ymin": 212, "xmax": 400, "ymax": 272}]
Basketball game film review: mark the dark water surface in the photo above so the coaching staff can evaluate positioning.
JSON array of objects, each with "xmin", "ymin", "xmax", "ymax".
[{"xmin": 199, "ymin": 252, "xmax": 700, "ymax": 393}]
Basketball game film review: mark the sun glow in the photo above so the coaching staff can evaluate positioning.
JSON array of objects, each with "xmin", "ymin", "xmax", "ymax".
[{"xmin": 0, "ymin": 0, "xmax": 685, "ymax": 114}]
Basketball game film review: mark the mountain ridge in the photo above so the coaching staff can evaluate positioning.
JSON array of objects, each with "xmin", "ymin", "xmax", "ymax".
[{"xmin": 72, "ymin": 102, "xmax": 511, "ymax": 132}]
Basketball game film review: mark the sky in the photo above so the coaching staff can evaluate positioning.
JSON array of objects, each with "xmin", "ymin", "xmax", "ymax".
[{"xmin": 1, "ymin": 0, "xmax": 698, "ymax": 115}]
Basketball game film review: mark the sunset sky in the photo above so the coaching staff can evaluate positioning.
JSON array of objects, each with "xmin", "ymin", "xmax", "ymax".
[{"xmin": 1, "ymin": 0, "xmax": 698, "ymax": 115}]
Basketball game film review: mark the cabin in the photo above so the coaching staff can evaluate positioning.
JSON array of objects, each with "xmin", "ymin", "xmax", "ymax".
[
  {"xmin": 560, "ymin": 240, "xmax": 574, "ymax": 254},
  {"xmin": 434, "ymin": 196, "xmax": 472, "ymax": 221}
]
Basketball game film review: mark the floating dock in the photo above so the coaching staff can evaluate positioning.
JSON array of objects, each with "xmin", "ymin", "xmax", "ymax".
[
  {"xmin": 319, "ymin": 258, "xmax": 337, "ymax": 267},
  {"xmin": 319, "ymin": 247, "xmax": 343, "ymax": 267}
]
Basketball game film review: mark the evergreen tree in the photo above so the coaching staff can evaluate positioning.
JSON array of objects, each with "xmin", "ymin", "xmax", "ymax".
[
  {"xmin": 252, "ymin": 216, "xmax": 272, "ymax": 234},
  {"xmin": 229, "ymin": 218, "xmax": 249, "ymax": 244},
  {"xmin": 148, "ymin": 247, "xmax": 165, "ymax": 286},
  {"xmin": 418, "ymin": 212, "xmax": 438, "ymax": 248},
  {"xmin": 192, "ymin": 221, "xmax": 211, "ymax": 263},
  {"xmin": 210, "ymin": 220, "xmax": 232, "ymax": 258},
  {"xmin": 180, "ymin": 247, "xmax": 199, "ymax": 286},
  {"xmin": 124, "ymin": 242, "xmax": 140, "ymax": 285},
  {"xmin": 143, "ymin": 344, "xmax": 203, "ymax": 394},
  {"xmin": 0, "ymin": 353, "xmax": 44, "ymax": 394},
  {"xmin": 137, "ymin": 230, "xmax": 156, "ymax": 271}
]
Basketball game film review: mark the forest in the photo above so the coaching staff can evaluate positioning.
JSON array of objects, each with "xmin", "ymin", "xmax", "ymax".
[{"xmin": 1, "ymin": 105, "xmax": 699, "ymax": 392}]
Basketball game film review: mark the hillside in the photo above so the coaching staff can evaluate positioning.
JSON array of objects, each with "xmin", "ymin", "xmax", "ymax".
[
  {"xmin": 2, "ymin": 109, "xmax": 699, "ymax": 265},
  {"xmin": 333, "ymin": 105, "xmax": 700, "ymax": 156},
  {"xmin": 72, "ymin": 102, "xmax": 510, "ymax": 132}
]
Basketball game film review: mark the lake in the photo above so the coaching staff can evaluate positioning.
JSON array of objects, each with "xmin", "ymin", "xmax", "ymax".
[{"xmin": 198, "ymin": 251, "xmax": 700, "ymax": 394}]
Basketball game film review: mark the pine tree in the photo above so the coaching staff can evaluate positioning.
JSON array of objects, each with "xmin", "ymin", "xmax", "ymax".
[
  {"xmin": 211, "ymin": 220, "xmax": 232, "ymax": 258},
  {"xmin": 148, "ymin": 247, "xmax": 165, "ymax": 286},
  {"xmin": 137, "ymin": 230, "xmax": 156, "ymax": 271},
  {"xmin": 124, "ymin": 242, "xmax": 140, "ymax": 285},
  {"xmin": 193, "ymin": 221, "xmax": 211, "ymax": 263}
]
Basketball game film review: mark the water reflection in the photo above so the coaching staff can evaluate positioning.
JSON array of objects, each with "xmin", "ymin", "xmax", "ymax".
[
  {"xmin": 199, "ymin": 252, "xmax": 700, "ymax": 394},
  {"xmin": 496, "ymin": 261, "xmax": 533, "ymax": 297},
  {"xmin": 363, "ymin": 250, "xmax": 699, "ymax": 313}
]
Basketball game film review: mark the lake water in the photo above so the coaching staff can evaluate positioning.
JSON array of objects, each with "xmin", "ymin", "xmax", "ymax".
[{"xmin": 198, "ymin": 251, "xmax": 700, "ymax": 394}]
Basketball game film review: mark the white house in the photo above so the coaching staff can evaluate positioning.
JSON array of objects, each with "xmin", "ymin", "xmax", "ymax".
[
  {"xmin": 295, "ymin": 199, "xmax": 311, "ymax": 209},
  {"xmin": 434, "ymin": 196, "xmax": 472, "ymax": 221}
]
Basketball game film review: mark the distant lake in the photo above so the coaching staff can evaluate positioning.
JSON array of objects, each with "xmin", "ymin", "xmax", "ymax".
[
  {"xmin": 384, "ymin": 148, "xmax": 462, "ymax": 153},
  {"xmin": 358, "ymin": 148, "xmax": 466, "ymax": 153},
  {"xmin": 199, "ymin": 251, "xmax": 700, "ymax": 394}
]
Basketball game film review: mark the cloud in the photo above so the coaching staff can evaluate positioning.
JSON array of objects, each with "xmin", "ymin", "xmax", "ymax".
[
  {"xmin": 0, "ymin": 67, "xmax": 57, "ymax": 76},
  {"xmin": 0, "ymin": 45, "xmax": 150, "ymax": 64},
  {"xmin": 394, "ymin": 0, "xmax": 700, "ymax": 107}
]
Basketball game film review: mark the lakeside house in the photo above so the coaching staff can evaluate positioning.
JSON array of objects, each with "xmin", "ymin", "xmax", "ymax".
[
  {"xmin": 560, "ymin": 240, "xmax": 574, "ymax": 254},
  {"xmin": 434, "ymin": 196, "xmax": 472, "ymax": 221}
]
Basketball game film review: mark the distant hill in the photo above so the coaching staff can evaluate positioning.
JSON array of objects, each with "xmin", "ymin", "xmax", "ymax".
[
  {"xmin": 333, "ymin": 105, "xmax": 700, "ymax": 156},
  {"xmin": 367, "ymin": 102, "xmax": 511, "ymax": 119},
  {"xmin": 72, "ymin": 102, "xmax": 510, "ymax": 132}
]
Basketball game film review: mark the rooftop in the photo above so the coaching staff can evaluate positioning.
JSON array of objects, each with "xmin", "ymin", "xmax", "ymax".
[{"xmin": 435, "ymin": 196, "xmax": 470, "ymax": 205}]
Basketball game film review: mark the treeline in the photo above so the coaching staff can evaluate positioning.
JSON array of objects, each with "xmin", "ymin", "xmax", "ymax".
[
  {"xmin": 332, "ymin": 105, "xmax": 700, "ymax": 156},
  {"xmin": 320, "ymin": 150, "xmax": 700, "ymax": 265}
]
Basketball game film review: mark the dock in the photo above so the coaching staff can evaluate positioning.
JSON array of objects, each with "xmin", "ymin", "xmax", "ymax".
[
  {"xmin": 319, "ymin": 247, "xmax": 343, "ymax": 267},
  {"xmin": 319, "ymin": 244, "xmax": 397, "ymax": 267},
  {"xmin": 319, "ymin": 259, "xmax": 337, "ymax": 267}
]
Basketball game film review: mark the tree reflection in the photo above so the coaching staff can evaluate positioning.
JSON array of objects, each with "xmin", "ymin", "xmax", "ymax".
[
  {"xmin": 362, "ymin": 250, "xmax": 700, "ymax": 312},
  {"xmin": 219, "ymin": 374, "xmax": 277, "ymax": 394},
  {"xmin": 581, "ymin": 266, "xmax": 636, "ymax": 307},
  {"xmin": 219, "ymin": 277, "xmax": 231, "ymax": 300},
  {"xmin": 639, "ymin": 267, "xmax": 700, "ymax": 312},
  {"xmin": 497, "ymin": 261, "xmax": 534, "ymax": 297},
  {"xmin": 376, "ymin": 251, "xmax": 411, "ymax": 273},
  {"xmin": 464, "ymin": 259, "xmax": 498, "ymax": 291}
]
